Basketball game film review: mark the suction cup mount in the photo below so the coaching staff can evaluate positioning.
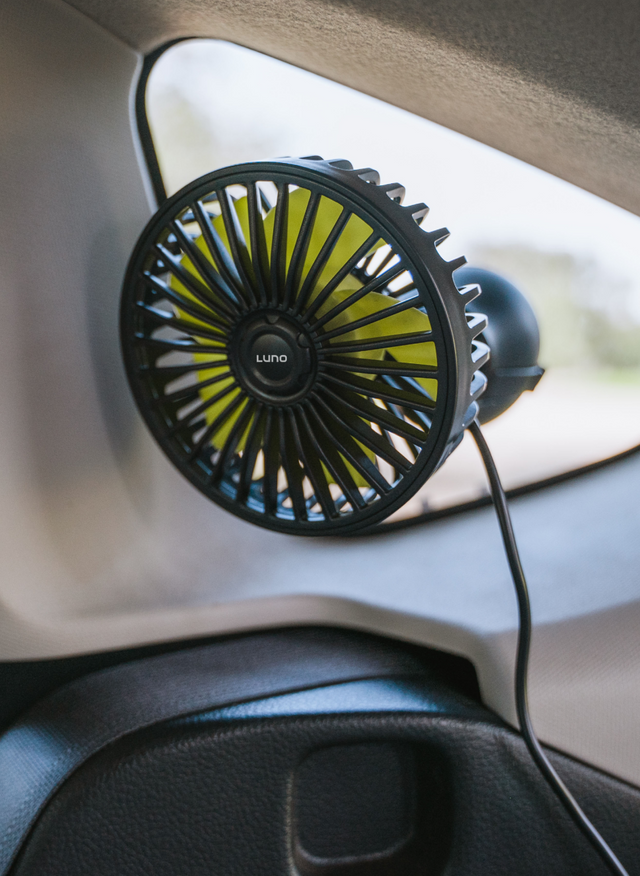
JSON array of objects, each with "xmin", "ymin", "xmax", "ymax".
[{"xmin": 456, "ymin": 267, "xmax": 544, "ymax": 423}]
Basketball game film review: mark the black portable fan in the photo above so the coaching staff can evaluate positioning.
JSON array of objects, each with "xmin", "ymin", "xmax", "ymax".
[{"xmin": 121, "ymin": 156, "xmax": 493, "ymax": 534}]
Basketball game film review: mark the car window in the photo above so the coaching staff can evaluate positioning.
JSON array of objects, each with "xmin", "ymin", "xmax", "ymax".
[{"xmin": 145, "ymin": 39, "xmax": 640, "ymax": 520}]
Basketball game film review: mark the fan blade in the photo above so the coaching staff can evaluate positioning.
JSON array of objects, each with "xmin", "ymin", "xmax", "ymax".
[
  {"xmin": 290, "ymin": 409, "xmax": 339, "ymax": 519},
  {"xmin": 292, "ymin": 206, "xmax": 351, "ymax": 316},
  {"xmin": 318, "ymin": 293, "xmax": 422, "ymax": 341},
  {"xmin": 319, "ymin": 382, "xmax": 428, "ymax": 444},
  {"xmin": 262, "ymin": 408, "xmax": 281, "ymax": 516},
  {"xmin": 169, "ymin": 219, "xmax": 240, "ymax": 317},
  {"xmin": 283, "ymin": 191, "xmax": 321, "ymax": 309},
  {"xmin": 209, "ymin": 399, "xmax": 257, "ymax": 484},
  {"xmin": 307, "ymin": 399, "xmax": 393, "ymax": 493},
  {"xmin": 141, "ymin": 272, "xmax": 232, "ymax": 330},
  {"xmin": 154, "ymin": 243, "xmax": 238, "ymax": 320},
  {"xmin": 279, "ymin": 408, "xmax": 308, "ymax": 521},
  {"xmin": 313, "ymin": 392, "xmax": 412, "ymax": 473},
  {"xmin": 138, "ymin": 358, "xmax": 230, "ymax": 382},
  {"xmin": 308, "ymin": 260, "xmax": 405, "ymax": 330},
  {"xmin": 246, "ymin": 182, "xmax": 271, "ymax": 306},
  {"xmin": 137, "ymin": 304, "xmax": 227, "ymax": 344},
  {"xmin": 135, "ymin": 335, "xmax": 226, "ymax": 355},
  {"xmin": 187, "ymin": 390, "xmax": 246, "ymax": 460},
  {"xmin": 269, "ymin": 182, "xmax": 289, "ymax": 307},
  {"xmin": 168, "ymin": 381, "xmax": 238, "ymax": 435},
  {"xmin": 298, "ymin": 405, "xmax": 367, "ymax": 510},
  {"xmin": 236, "ymin": 405, "xmax": 266, "ymax": 504},
  {"xmin": 300, "ymin": 230, "xmax": 381, "ymax": 324},
  {"xmin": 323, "ymin": 370, "xmax": 436, "ymax": 413},
  {"xmin": 323, "ymin": 330, "xmax": 432, "ymax": 354},
  {"xmin": 158, "ymin": 368, "xmax": 233, "ymax": 406},
  {"xmin": 191, "ymin": 200, "xmax": 247, "ymax": 309},
  {"xmin": 323, "ymin": 356, "xmax": 437, "ymax": 379}
]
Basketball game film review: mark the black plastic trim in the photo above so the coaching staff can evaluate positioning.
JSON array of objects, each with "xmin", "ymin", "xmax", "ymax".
[{"xmin": 0, "ymin": 628, "xmax": 480, "ymax": 733}]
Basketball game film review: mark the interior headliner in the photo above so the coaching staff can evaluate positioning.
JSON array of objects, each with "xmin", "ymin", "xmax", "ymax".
[{"xmin": 63, "ymin": 0, "xmax": 640, "ymax": 218}]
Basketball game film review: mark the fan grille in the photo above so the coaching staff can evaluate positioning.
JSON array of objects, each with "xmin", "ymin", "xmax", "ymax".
[{"xmin": 121, "ymin": 159, "xmax": 473, "ymax": 534}]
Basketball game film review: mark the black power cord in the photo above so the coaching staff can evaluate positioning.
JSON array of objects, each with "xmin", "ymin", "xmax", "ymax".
[{"xmin": 469, "ymin": 419, "xmax": 630, "ymax": 876}]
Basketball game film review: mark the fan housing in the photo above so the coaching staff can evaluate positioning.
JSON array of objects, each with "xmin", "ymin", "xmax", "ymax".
[{"xmin": 120, "ymin": 157, "xmax": 489, "ymax": 534}]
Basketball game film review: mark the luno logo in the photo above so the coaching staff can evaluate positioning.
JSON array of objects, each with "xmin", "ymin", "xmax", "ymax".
[{"xmin": 257, "ymin": 354, "xmax": 288, "ymax": 363}]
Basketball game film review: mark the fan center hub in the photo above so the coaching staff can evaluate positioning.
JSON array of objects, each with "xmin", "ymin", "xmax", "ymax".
[
  {"xmin": 251, "ymin": 333, "xmax": 294, "ymax": 382},
  {"xmin": 233, "ymin": 313, "xmax": 315, "ymax": 402}
]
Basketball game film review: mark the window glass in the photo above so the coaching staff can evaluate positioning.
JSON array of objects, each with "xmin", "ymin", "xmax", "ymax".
[{"xmin": 146, "ymin": 40, "xmax": 640, "ymax": 519}]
